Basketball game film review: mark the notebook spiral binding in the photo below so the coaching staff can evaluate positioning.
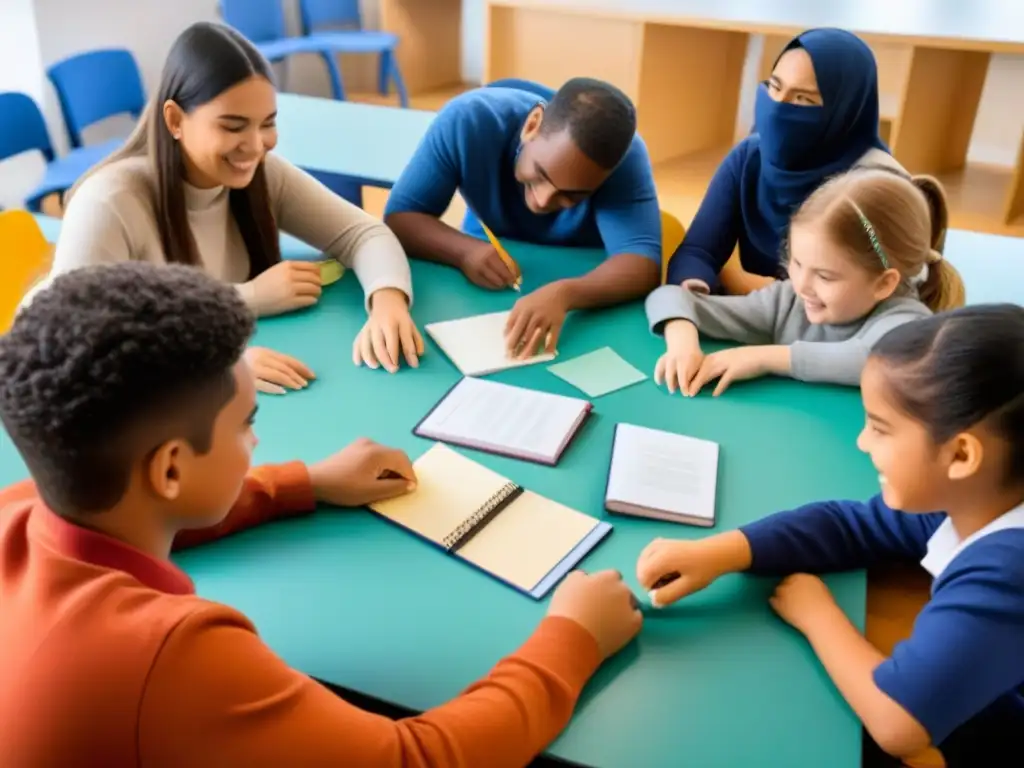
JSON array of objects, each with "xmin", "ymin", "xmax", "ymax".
[{"xmin": 443, "ymin": 481, "xmax": 524, "ymax": 553}]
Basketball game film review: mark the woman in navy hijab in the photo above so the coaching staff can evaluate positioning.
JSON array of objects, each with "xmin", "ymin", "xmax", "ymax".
[{"xmin": 666, "ymin": 28, "xmax": 904, "ymax": 294}]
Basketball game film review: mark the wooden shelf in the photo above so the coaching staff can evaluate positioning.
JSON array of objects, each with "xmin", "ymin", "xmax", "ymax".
[{"xmin": 652, "ymin": 145, "xmax": 1024, "ymax": 239}]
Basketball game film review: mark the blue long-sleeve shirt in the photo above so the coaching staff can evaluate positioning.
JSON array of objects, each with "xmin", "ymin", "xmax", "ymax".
[
  {"xmin": 665, "ymin": 140, "xmax": 903, "ymax": 289},
  {"xmin": 740, "ymin": 496, "xmax": 1024, "ymax": 751},
  {"xmin": 383, "ymin": 87, "xmax": 662, "ymax": 265}
]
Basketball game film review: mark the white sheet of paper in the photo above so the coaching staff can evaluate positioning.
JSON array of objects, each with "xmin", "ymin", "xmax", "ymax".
[
  {"xmin": 606, "ymin": 423, "xmax": 719, "ymax": 522},
  {"xmin": 417, "ymin": 377, "xmax": 589, "ymax": 462},
  {"xmin": 425, "ymin": 311, "xmax": 555, "ymax": 376}
]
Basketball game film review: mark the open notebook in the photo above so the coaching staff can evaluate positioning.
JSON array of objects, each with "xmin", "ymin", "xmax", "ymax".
[
  {"xmin": 604, "ymin": 423, "xmax": 720, "ymax": 527},
  {"xmin": 425, "ymin": 311, "xmax": 556, "ymax": 376},
  {"xmin": 369, "ymin": 444, "xmax": 611, "ymax": 598},
  {"xmin": 414, "ymin": 377, "xmax": 591, "ymax": 465}
]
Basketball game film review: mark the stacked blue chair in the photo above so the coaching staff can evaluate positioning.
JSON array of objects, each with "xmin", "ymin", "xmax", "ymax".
[
  {"xmin": 299, "ymin": 0, "xmax": 408, "ymax": 108},
  {"xmin": 219, "ymin": 0, "xmax": 336, "ymax": 104},
  {"xmin": 0, "ymin": 92, "xmax": 114, "ymax": 212},
  {"xmin": 46, "ymin": 48, "xmax": 146, "ymax": 149}
]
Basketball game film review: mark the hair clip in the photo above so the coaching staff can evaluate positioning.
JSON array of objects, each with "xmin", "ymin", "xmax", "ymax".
[{"xmin": 854, "ymin": 207, "xmax": 889, "ymax": 269}]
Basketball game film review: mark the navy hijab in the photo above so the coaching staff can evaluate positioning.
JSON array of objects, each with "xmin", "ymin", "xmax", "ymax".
[{"xmin": 741, "ymin": 28, "xmax": 889, "ymax": 264}]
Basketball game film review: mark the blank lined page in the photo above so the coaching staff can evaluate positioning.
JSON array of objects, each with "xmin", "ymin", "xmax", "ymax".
[
  {"xmin": 416, "ymin": 378, "xmax": 589, "ymax": 462},
  {"xmin": 606, "ymin": 424, "xmax": 719, "ymax": 522},
  {"xmin": 425, "ymin": 311, "xmax": 556, "ymax": 376},
  {"xmin": 459, "ymin": 489, "xmax": 599, "ymax": 592}
]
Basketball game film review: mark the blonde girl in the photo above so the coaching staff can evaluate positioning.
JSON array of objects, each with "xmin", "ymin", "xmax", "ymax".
[{"xmin": 646, "ymin": 167, "xmax": 965, "ymax": 396}]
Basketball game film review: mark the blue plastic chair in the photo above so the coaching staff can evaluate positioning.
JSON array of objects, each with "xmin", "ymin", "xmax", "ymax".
[
  {"xmin": 0, "ymin": 92, "xmax": 119, "ymax": 212},
  {"xmin": 220, "ymin": 0, "xmax": 345, "ymax": 100},
  {"xmin": 220, "ymin": 0, "xmax": 407, "ymax": 108},
  {"xmin": 299, "ymin": 0, "xmax": 408, "ymax": 107},
  {"xmin": 46, "ymin": 49, "xmax": 145, "ymax": 150}
]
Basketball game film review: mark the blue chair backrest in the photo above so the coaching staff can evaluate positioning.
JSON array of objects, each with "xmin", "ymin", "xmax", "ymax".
[
  {"xmin": 47, "ymin": 49, "xmax": 145, "ymax": 148},
  {"xmin": 485, "ymin": 78, "xmax": 555, "ymax": 99},
  {"xmin": 299, "ymin": 0, "xmax": 363, "ymax": 33},
  {"xmin": 220, "ymin": 0, "xmax": 288, "ymax": 44},
  {"xmin": 0, "ymin": 92, "xmax": 55, "ymax": 164}
]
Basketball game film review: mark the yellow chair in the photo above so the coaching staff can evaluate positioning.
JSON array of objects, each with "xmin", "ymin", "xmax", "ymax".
[
  {"xmin": 660, "ymin": 209, "xmax": 686, "ymax": 284},
  {"xmin": 0, "ymin": 210, "xmax": 53, "ymax": 333}
]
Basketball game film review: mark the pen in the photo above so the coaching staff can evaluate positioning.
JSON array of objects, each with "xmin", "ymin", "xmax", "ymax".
[{"xmin": 480, "ymin": 222, "xmax": 523, "ymax": 292}]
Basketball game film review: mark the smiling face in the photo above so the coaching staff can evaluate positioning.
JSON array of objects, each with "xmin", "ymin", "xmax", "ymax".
[
  {"xmin": 856, "ymin": 357, "xmax": 951, "ymax": 512},
  {"xmin": 514, "ymin": 107, "xmax": 610, "ymax": 214},
  {"xmin": 163, "ymin": 75, "xmax": 278, "ymax": 190},
  {"xmin": 767, "ymin": 47, "xmax": 822, "ymax": 107},
  {"xmin": 786, "ymin": 220, "xmax": 900, "ymax": 325}
]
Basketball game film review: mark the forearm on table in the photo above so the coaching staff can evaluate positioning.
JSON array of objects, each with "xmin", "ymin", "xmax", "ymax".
[
  {"xmin": 390, "ymin": 617, "xmax": 601, "ymax": 766},
  {"xmin": 144, "ymin": 613, "xmax": 600, "ymax": 767},
  {"xmin": 385, "ymin": 211, "xmax": 476, "ymax": 269},
  {"xmin": 344, "ymin": 232, "xmax": 414, "ymax": 308},
  {"xmin": 559, "ymin": 254, "xmax": 659, "ymax": 311},
  {"xmin": 706, "ymin": 530, "xmax": 755, "ymax": 573},
  {"xmin": 802, "ymin": 605, "xmax": 930, "ymax": 758},
  {"xmin": 758, "ymin": 345, "xmax": 792, "ymax": 376},
  {"xmin": 790, "ymin": 341, "xmax": 869, "ymax": 386}
]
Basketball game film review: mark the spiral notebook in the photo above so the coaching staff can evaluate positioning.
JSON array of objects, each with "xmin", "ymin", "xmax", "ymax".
[
  {"xmin": 413, "ymin": 377, "xmax": 591, "ymax": 465},
  {"xmin": 369, "ymin": 444, "xmax": 612, "ymax": 599}
]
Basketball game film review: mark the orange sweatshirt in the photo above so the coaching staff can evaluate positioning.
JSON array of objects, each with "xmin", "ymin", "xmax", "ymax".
[{"xmin": 0, "ymin": 463, "xmax": 601, "ymax": 767}]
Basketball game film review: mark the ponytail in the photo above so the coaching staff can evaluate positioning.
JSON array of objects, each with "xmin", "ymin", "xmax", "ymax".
[
  {"xmin": 919, "ymin": 254, "xmax": 965, "ymax": 312},
  {"xmin": 911, "ymin": 174, "xmax": 964, "ymax": 312},
  {"xmin": 911, "ymin": 174, "xmax": 948, "ymax": 253}
]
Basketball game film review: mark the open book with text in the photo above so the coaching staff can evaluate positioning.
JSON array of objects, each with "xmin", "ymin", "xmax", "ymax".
[{"xmin": 604, "ymin": 423, "xmax": 720, "ymax": 527}]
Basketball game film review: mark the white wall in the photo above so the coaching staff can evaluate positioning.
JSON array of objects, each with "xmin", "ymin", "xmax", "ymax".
[{"xmin": 0, "ymin": 0, "xmax": 48, "ymax": 208}]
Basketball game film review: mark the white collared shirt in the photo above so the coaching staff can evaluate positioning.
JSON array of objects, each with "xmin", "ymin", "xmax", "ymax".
[{"xmin": 921, "ymin": 502, "xmax": 1024, "ymax": 578}]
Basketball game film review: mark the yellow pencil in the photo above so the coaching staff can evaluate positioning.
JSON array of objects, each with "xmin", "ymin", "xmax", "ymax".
[{"xmin": 480, "ymin": 222, "xmax": 522, "ymax": 291}]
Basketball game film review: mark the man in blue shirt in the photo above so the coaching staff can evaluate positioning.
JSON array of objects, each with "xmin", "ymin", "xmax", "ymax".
[{"xmin": 384, "ymin": 78, "xmax": 662, "ymax": 356}]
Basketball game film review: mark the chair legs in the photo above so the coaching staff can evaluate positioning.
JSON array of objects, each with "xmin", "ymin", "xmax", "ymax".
[
  {"xmin": 270, "ymin": 48, "xmax": 403, "ymax": 107},
  {"xmin": 319, "ymin": 51, "xmax": 347, "ymax": 101},
  {"xmin": 382, "ymin": 51, "xmax": 409, "ymax": 109},
  {"xmin": 377, "ymin": 54, "xmax": 389, "ymax": 97}
]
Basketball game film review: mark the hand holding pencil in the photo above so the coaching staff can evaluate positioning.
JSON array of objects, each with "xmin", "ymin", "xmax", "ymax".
[
  {"xmin": 480, "ymin": 223, "xmax": 522, "ymax": 292},
  {"xmin": 460, "ymin": 241, "xmax": 520, "ymax": 290}
]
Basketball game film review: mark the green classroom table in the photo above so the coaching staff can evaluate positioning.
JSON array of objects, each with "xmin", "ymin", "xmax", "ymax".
[
  {"xmin": 4, "ymin": 223, "xmax": 1021, "ymax": 766},
  {"xmin": 180, "ymin": 246, "xmax": 873, "ymax": 768},
  {"xmin": 0, "ymin": 238, "xmax": 865, "ymax": 766}
]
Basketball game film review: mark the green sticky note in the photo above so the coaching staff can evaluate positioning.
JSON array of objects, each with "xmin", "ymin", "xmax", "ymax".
[{"xmin": 547, "ymin": 347, "xmax": 647, "ymax": 398}]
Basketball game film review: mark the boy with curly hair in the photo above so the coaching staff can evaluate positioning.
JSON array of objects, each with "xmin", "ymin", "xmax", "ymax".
[{"xmin": 0, "ymin": 262, "xmax": 641, "ymax": 766}]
